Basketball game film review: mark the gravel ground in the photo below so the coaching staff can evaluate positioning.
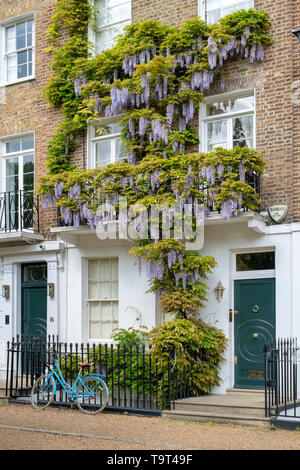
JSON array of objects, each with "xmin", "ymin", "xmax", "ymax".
[{"xmin": 1, "ymin": 402, "xmax": 300, "ymax": 450}]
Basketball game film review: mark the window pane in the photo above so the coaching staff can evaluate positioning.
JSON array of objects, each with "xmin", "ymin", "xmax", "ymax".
[
  {"xmin": 96, "ymin": 122, "xmax": 121, "ymax": 136},
  {"xmin": 6, "ymin": 25, "xmax": 15, "ymax": 40},
  {"xmin": 5, "ymin": 37, "xmax": 15, "ymax": 54},
  {"xmin": 21, "ymin": 136, "xmax": 34, "ymax": 150},
  {"xmin": 96, "ymin": 140, "xmax": 112, "ymax": 167},
  {"xmin": 206, "ymin": 0, "xmax": 254, "ymax": 23},
  {"xmin": 207, "ymin": 120, "xmax": 228, "ymax": 150},
  {"xmin": 115, "ymin": 138, "xmax": 127, "ymax": 162},
  {"xmin": 6, "ymin": 157, "xmax": 19, "ymax": 177},
  {"xmin": 27, "ymin": 33, "xmax": 32, "ymax": 47},
  {"xmin": 7, "ymin": 53, "xmax": 17, "ymax": 69},
  {"xmin": 23, "ymin": 173, "xmax": 34, "ymax": 192},
  {"xmin": 236, "ymin": 252, "xmax": 275, "ymax": 271},
  {"xmin": 16, "ymin": 34, "xmax": 26, "ymax": 50},
  {"xmin": 17, "ymin": 50, "xmax": 27, "ymax": 65},
  {"xmin": 88, "ymin": 259, "xmax": 99, "ymax": 279},
  {"xmin": 16, "ymin": 22, "xmax": 26, "ymax": 36},
  {"xmin": 27, "ymin": 20, "xmax": 34, "ymax": 33},
  {"xmin": 232, "ymin": 115, "xmax": 253, "ymax": 148},
  {"xmin": 89, "ymin": 302, "xmax": 101, "ymax": 338},
  {"xmin": 107, "ymin": 3, "xmax": 131, "ymax": 25},
  {"xmin": 17, "ymin": 64, "xmax": 27, "ymax": 79},
  {"xmin": 6, "ymin": 139, "xmax": 20, "ymax": 154},
  {"xmin": 207, "ymin": 96, "xmax": 254, "ymax": 117}
]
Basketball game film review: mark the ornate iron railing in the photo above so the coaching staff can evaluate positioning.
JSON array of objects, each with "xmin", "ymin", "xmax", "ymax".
[
  {"xmin": 0, "ymin": 190, "xmax": 40, "ymax": 233},
  {"xmin": 6, "ymin": 336, "xmax": 197, "ymax": 415},
  {"xmin": 264, "ymin": 338, "xmax": 300, "ymax": 420}
]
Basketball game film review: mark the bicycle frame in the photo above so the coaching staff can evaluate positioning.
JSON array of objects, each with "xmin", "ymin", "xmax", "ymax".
[{"xmin": 41, "ymin": 360, "xmax": 107, "ymax": 400}]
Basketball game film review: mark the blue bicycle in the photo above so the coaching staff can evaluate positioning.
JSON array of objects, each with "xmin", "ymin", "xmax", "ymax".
[{"xmin": 31, "ymin": 353, "xmax": 109, "ymax": 414}]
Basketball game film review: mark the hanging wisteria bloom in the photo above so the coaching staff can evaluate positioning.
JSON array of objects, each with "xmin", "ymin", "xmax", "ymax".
[{"xmin": 239, "ymin": 161, "xmax": 245, "ymax": 181}]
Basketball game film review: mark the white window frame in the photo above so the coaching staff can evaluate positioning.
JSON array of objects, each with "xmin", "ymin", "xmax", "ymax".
[
  {"xmin": 0, "ymin": 12, "xmax": 35, "ymax": 87},
  {"xmin": 89, "ymin": 0, "xmax": 131, "ymax": 54},
  {"xmin": 87, "ymin": 116, "xmax": 127, "ymax": 168},
  {"xmin": 0, "ymin": 132, "xmax": 35, "ymax": 193},
  {"xmin": 199, "ymin": 89, "xmax": 256, "ymax": 153},
  {"xmin": 232, "ymin": 247, "xmax": 276, "ymax": 280},
  {"xmin": 198, "ymin": 0, "xmax": 254, "ymax": 22},
  {"xmin": 86, "ymin": 257, "xmax": 119, "ymax": 342}
]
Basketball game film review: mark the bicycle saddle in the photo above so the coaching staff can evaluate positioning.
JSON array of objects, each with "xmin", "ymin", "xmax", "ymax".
[{"xmin": 78, "ymin": 362, "xmax": 91, "ymax": 367}]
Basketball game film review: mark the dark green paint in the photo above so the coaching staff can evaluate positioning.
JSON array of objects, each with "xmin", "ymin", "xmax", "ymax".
[
  {"xmin": 21, "ymin": 264, "xmax": 47, "ymax": 341},
  {"xmin": 234, "ymin": 278, "xmax": 275, "ymax": 389}
]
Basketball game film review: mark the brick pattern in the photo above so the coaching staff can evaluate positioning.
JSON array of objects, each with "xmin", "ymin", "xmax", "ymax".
[
  {"xmin": 0, "ymin": 0, "xmax": 84, "ymax": 238},
  {"xmin": 1, "ymin": 0, "xmax": 300, "ymax": 236}
]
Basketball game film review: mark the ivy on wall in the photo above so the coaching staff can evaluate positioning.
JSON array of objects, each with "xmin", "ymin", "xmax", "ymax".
[{"xmin": 41, "ymin": 1, "xmax": 272, "ymax": 321}]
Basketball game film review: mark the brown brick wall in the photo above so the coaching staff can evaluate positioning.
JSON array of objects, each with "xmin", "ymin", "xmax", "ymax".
[{"xmin": 0, "ymin": 0, "xmax": 84, "ymax": 238}]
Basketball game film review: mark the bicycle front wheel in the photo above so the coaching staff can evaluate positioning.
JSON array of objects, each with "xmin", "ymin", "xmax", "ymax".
[
  {"xmin": 31, "ymin": 375, "xmax": 55, "ymax": 410},
  {"xmin": 76, "ymin": 377, "xmax": 109, "ymax": 415}
]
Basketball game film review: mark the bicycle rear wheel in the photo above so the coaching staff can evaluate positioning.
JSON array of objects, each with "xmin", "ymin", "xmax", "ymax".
[
  {"xmin": 76, "ymin": 376, "xmax": 109, "ymax": 414},
  {"xmin": 31, "ymin": 375, "xmax": 55, "ymax": 410}
]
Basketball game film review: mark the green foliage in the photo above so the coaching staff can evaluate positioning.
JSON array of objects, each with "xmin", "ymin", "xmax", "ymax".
[
  {"xmin": 149, "ymin": 318, "xmax": 228, "ymax": 394},
  {"xmin": 111, "ymin": 326, "xmax": 149, "ymax": 347}
]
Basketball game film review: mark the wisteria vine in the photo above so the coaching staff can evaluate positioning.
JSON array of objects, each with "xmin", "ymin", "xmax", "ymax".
[{"xmin": 41, "ymin": 3, "xmax": 272, "ymax": 319}]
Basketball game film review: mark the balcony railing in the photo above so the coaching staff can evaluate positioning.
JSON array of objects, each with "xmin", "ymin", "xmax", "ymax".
[{"xmin": 0, "ymin": 191, "xmax": 40, "ymax": 233}]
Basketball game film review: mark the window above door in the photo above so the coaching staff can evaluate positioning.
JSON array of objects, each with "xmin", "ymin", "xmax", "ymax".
[{"xmin": 199, "ymin": 0, "xmax": 254, "ymax": 24}]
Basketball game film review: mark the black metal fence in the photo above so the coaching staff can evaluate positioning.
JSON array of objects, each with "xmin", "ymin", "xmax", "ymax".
[
  {"xmin": 264, "ymin": 338, "xmax": 300, "ymax": 420},
  {"xmin": 6, "ymin": 336, "xmax": 197, "ymax": 415},
  {"xmin": 0, "ymin": 191, "xmax": 40, "ymax": 232}
]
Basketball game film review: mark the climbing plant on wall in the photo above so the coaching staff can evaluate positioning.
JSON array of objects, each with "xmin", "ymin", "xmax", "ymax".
[{"xmin": 40, "ymin": 1, "xmax": 272, "ymax": 320}]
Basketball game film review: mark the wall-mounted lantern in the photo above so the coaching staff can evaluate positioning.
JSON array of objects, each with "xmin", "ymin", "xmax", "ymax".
[
  {"xmin": 214, "ymin": 281, "xmax": 225, "ymax": 303},
  {"xmin": 292, "ymin": 28, "xmax": 300, "ymax": 43},
  {"xmin": 47, "ymin": 283, "xmax": 55, "ymax": 298},
  {"xmin": 2, "ymin": 285, "xmax": 10, "ymax": 300}
]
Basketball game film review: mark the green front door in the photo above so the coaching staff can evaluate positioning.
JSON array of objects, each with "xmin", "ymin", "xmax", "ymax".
[
  {"xmin": 21, "ymin": 263, "xmax": 47, "ymax": 341},
  {"xmin": 234, "ymin": 278, "xmax": 275, "ymax": 389}
]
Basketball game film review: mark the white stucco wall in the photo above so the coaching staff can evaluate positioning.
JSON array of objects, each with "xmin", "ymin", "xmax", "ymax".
[{"xmin": 1, "ymin": 217, "xmax": 300, "ymax": 390}]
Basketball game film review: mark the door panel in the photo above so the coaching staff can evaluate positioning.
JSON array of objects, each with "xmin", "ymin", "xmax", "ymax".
[
  {"xmin": 234, "ymin": 278, "xmax": 275, "ymax": 389},
  {"xmin": 22, "ymin": 286, "xmax": 47, "ymax": 340},
  {"xmin": 21, "ymin": 263, "xmax": 47, "ymax": 341}
]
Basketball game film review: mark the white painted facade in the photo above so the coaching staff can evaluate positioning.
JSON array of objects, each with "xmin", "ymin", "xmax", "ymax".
[{"xmin": 1, "ymin": 211, "xmax": 300, "ymax": 391}]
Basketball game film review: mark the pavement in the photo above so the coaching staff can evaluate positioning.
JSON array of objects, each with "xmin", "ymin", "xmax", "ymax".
[{"xmin": 1, "ymin": 402, "xmax": 300, "ymax": 450}]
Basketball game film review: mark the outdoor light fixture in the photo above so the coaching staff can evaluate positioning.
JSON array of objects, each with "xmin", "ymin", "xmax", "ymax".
[
  {"xmin": 2, "ymin": 285, "xmax": 10, "ymax": 300},
  {"xmin": 47, "ymin": 283, "xmax": 55, "ymax": 298},
  {"xmin": 292, "ymin": 28, "xmax": 300, "ymax": 43},
  {"xmin": 214, "ymin": 281, "xmax": 225, "ymax": 302}
]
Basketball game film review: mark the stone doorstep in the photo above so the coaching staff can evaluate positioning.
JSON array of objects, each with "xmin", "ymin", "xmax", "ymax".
[
  {"xmin": 162, "ymin": 409, "xmax": 271, "ymax": 428},
  {"xmin": 162, "ymin": 390, "xmax": 270, "ymax": 427}
]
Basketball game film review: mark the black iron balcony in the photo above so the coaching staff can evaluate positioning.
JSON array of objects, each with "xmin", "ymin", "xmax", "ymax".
[{"xmin": 0, "ymin": 190, "xmax": 40, "ymax": 233}]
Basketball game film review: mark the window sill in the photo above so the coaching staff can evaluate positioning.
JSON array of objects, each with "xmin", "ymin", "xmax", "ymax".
[{"xmin": 1, "ymin": 76, "xmax": 36, "ymax": 88}]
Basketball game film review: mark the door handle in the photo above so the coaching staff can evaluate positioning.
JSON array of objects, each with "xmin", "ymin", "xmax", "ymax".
[{"xmin": 252, "ymin": 333, "xmax": 259, "ymax": 339}]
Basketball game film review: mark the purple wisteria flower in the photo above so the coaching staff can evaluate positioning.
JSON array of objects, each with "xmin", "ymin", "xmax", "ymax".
[
  {"xmin": 239, "ymin": 161, "xmax": 245, "ymax": 181},
  {"xmin": 208, "ymin": 37, "xmax": 218, "ymax": 70},
  {"xmin": 42, "ymin": 193, "xmax": 56, "ymax": 210},
  {"xmin": 221, "ymin": 199, "xmax": 234, "ymax": 221},
  {"xmin": 54, "ymin": 182, "xmax": 64, "ymax": 200},
  {"xmin": 139, "ymin": 116, "xmax": 149, "ymax": 138}
]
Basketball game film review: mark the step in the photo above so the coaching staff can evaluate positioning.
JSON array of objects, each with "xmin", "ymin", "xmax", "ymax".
[
  {"xmin": 175, "ymin": 399, "xmax": 265, "ymax": 418},
  {"xmin": 227, "ymin": 388, "xmax": 265, "ymax": 395},
  {"xmin": 162, "ymin": 409, "xmax": 271, "ymax": 428}
]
